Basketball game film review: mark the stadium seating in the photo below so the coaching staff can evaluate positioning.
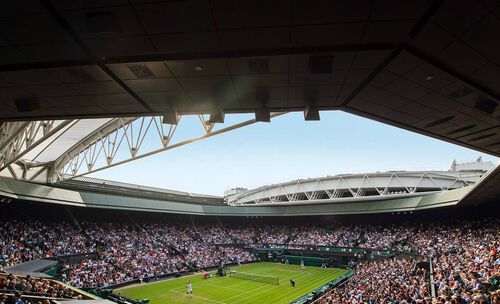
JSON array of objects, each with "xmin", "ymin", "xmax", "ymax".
[
  {"xmin": 1, "ymin": 206, "xmax": 499, "ymax": 303},
  {"xmin": 0, "ymin": 273, "xmax": 91, "ymax": 304}
]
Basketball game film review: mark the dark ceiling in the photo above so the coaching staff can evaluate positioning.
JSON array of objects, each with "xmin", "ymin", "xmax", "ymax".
[{"xmin": 0, "ymin": 0, "xmax": 499, "ymax": 156}]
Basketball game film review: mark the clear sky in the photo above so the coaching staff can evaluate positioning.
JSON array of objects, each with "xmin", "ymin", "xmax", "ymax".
[{"xmin": 90, "ymin": 111, "xmax": 498, "ymax": 196}]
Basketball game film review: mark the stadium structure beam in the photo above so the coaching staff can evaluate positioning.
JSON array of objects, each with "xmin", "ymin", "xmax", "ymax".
[
  {"xmin": 225, "ymin": 171, "xmax": 475, "ymax": 206},
  {"xmin": 0, "ymin": 120, "xmax": 73, "ymax": 172},
  {"xmin": 2, "ymin": 163, "xmax": 50, "ymax": 183},
  {"xmin": 340, "ymin": 0, "xmax": 444, "ymax": 108},
  {"xmin": 51, "ymin": 113, "xmax": 285, "ymax": 182},
  {"xmin": 0, "ymin": 122, "xmax": 30, "ymax": 151},
  {"xmin": 0, "ymin": 42, "xmax": 396, "ymax": 73},
  {"xmin": 40, "ymin": 0, "xmax": 154, "ymax": 113}
]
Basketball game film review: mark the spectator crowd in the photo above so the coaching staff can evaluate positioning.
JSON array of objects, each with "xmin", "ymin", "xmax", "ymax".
[
  {"xmin": 0, "ymin": 273, "xmax": 82, "ymax": 299},
  {"xmin": 321, "ymin": 258, "xmax": 431, "ymax": 303},
  {"xmin": 318, "ymin": 218, "xmax": 500, "ymax": 304},
  {"xmin": 1, "ymin": 215, "xmax": 499, "ymax": 303}
]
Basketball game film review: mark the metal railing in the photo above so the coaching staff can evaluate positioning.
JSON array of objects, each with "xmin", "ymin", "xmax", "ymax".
[{"xmin": 429, "ymin": 256, "xmax": 436, "ymax": 298}]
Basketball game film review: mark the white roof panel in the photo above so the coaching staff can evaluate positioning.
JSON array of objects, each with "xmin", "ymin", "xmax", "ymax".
[
  {"xmin": 22, "ymin": 121, "xmax": 74, "ymax": 163},
  {"xmin": 26, "ymin": 118, "xmax": 113, "ymax": 163}
]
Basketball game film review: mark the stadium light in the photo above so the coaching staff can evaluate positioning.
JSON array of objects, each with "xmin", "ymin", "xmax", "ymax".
[
  {"xmin": 304, "ymin": 104, "xmax": 320, "ymax": 121},
  {"xmin": 208, "ymin": 109, "xmax": 225, "ymax": 124},
  {"xmin": 254, "ymin": 87, "xmax": 271, "ymax": 122},
  {"xmin": 255, "ymin": 106, "xmax": 271, "ymax": 122},
  {"xmin": 162, "ymin": 110, "xmax": 179, "ymax": 125}
]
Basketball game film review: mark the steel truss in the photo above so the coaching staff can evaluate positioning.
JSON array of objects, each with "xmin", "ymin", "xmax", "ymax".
[
  {"xmin": 49, "ymin": 113, "xmax": 283, "ymax": 182},
  {"xmin": 0, "ymin": 114, "xmax": 283, "ymax": 183},
  {"xmin": 227, "ymin": 172, "xmax": 476, "ymax": 206},
  {"xmin": 0, "ymin": 120, "xmax": 73, "ymax": 180}
]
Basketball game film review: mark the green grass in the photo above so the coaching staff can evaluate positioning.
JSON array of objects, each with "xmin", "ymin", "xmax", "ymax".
[{"xmin": 116, "ymin": 262, "xmax": 348, "ymax": 304}]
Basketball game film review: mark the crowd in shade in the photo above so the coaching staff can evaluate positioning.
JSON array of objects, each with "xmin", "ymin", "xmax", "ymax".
[
  {"xmin": 0, "ymin": 220, "xmax": 88, "ymax": 268},
  {"xmin": 1, "ymin": 216, "xmax": 499, "ymax": 302},
  {"xmin": 0, "ymin": 273, "xmax": 82, "ymax": 299}
]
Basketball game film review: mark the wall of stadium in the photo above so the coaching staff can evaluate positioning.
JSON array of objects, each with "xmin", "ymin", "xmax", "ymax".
[{"xmin": 0, "ymin": 177, "xmax": 473, "ymax": 216}]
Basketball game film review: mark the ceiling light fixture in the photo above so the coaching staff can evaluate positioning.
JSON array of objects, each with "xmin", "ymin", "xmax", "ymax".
[
  {"xmin": 162, "ymin": 110, "xmax": 179, "ymax": 125},
  {"xmin": 304, "ymin": 104, "xmax": 320, "ymax": 121},
  {"xmin": 208, "ymin": 109, "xmax": 225, "ymax": 123},
  {"xmin": 194, "ymin": 66, "xmax": 203, "ymax": 71}
]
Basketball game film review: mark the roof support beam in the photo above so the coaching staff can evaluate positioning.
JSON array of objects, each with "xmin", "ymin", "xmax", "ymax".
[
  {"xmin": 226, "ymin": 171, "xmax": 478, "ymax": 206},
  {"xmin": 404, "ymin": 42, "xmax": 500, "ymax": 106},
  {"xmin": 0, "ymin": 122, "xmax": 30, "ymax": 151},
  {"xmin": 0, "ymin": 41, "xmax": 396, "ymax": 73},
  {"xmin": 52, "ymin": 113, "xmax": 285, "ymax": 182},
  {"xmin": 340, "ymin": 0, "xmax": 444, "ymax": 108},
  {"xmin": 0, "ymin": 120, "xmax": 73, "ymax": 172},
  {"xmin": 40, "ymin": 0, "xmax": 154, "ymax": 113}
]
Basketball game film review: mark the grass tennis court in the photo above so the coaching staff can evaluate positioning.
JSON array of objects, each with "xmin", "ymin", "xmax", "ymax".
[{"xmin": 116, "ymin": 262, "xmax": 348, "ymax": 304}]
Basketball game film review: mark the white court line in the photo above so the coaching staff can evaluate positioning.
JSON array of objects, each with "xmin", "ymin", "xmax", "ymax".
[
  {"xmin": 170, "ymin": 277, "xmax": 222, "ymax": 291},
  {"xmin": 271, "ymin": 268, "xmax": 302, "ymax": 273},
  {"xmin": 171, "ymin": 281, "xmax": 242, "ymax": 294},
  {"xmin": 224, "ymin": 269, "xmax": 313, "ymax": 303},
  {"xmin": 206, "ymin": 283, "xmax": 242, "ymax": 292},
  {"xmin": 183, "ymin": 265, "xmax": 293, "ymax": 300},
  {"xmin": 170, "ymin": 275, "xmax": 253, "ymax": 293},
  {"xmin": 169, "ymin": 288, "xmax": 227, "ymax": 304},
  {"xmin": 227, "ymin": 268, "xmax": 346, "ymax": 304},
  {"xmin": 116, "ymin": 272, "xmax": 204, "ymax": 291}
]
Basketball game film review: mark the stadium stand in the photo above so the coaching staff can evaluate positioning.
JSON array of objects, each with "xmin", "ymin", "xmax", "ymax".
[
  {"xmin": 0, "ymin": 272, "xmax": 94, "ymax": 304},
  {"xmin": 1, "ymin": 201, "xmax": 498, "ymax": 303}
]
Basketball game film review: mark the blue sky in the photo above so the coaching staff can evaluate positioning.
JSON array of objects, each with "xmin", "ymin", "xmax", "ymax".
[{"xmin": 90, "ymin": 111, "xmax": 498, "ymax": 195}]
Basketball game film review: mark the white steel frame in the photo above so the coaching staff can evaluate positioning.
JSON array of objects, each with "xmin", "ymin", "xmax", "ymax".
[
  {"xmin": 0, "ymin": 120, "xmax": 74, "ymax": 180},
  {"xmin": 0, "ymin": 113, "xmax": 283, "ymax": 183},
  {"xmin": 225, "ymin": 172, "xmax": 477, "ymax": 206},
  {"xmin": 50, "ymin": 113, "xmax": 283, "ymax": 182}
]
